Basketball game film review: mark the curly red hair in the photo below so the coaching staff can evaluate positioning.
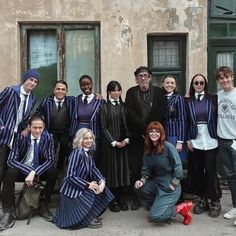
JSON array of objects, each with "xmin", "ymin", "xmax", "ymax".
[{"xmin": 144, "ymin": 121, "xmax": 165, "ymax": 155}]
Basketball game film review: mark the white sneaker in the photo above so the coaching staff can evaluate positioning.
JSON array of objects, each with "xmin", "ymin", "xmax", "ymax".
[
  {"xmin": 224, "ymin": 208, "xmax": 236, "ymax": 219},
  {"xmin": 234, "ymin": 219, "xmax": 236, "ymax": 226}
]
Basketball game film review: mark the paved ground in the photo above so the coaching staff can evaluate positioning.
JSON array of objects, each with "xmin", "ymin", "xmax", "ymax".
[{"xmin": 0, "ymin": 190, "xmax": 235, "ymax": 236}]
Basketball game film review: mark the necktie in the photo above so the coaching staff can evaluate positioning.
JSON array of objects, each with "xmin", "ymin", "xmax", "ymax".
[
  {"xmin": 22, "ymin": 94, "xmax": 28, "ymax": 117},
  {"xmin": 197, "ymin": 94, "xmax": 202, "ymax": 101},
  {"xmin": 84, "ymin": 96, "xmax": 88, "ymax": 104},
  {"xmin": 33, "ymin": 139, "xmax": 39, "ymax": 168},
  {"xmin": 57, "ymin": 102, "xmax": 62, "ymax": 112},
  {"xmin": 114, "ymin": 101, "xmax": 119, "ymax": 106}
]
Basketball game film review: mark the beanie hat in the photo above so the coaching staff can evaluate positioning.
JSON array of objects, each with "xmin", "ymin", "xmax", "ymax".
[{"xmin": 21, "ymin": 69, "xmax": 40, "ymax": 83}]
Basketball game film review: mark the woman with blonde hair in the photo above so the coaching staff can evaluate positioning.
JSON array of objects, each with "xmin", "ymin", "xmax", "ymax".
[
  {"xmin": 134, "ymin": 121, "xmax": 192, "ymax": 225},
  {"xmin": 54, "ymin": 128, "xmax": 114, "ymax": 229}
]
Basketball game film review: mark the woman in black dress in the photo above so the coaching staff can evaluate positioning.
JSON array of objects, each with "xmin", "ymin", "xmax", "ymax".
[{"xmin": 100, "ymin": 81, "xmax": 130, "ymax": 212}]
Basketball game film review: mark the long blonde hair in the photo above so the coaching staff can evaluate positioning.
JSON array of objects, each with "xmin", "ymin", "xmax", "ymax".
[{"xmin": 72, "ymin": 128, "xmax": 95, "ymax": 149}]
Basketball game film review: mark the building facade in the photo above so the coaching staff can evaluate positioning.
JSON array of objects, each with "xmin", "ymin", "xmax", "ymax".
[{"xmin": 0, "ymin": 0, "xmax": 208, "ymax": 98}]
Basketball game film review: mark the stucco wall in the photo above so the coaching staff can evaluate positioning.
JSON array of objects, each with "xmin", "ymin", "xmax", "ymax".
[{"xmin": 0, "ymin": 0, "xmax": 207, "ymax": 97}]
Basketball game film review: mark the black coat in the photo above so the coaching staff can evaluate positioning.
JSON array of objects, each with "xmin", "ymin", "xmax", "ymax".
[{"xmin": 125, "ymin": 85, "xmax": 166, "ymax": 139}]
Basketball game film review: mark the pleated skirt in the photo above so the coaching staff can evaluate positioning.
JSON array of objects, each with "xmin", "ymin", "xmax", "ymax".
[
  {"xmin": 166, "ymin": 136, "xmax": 187, "ymax": 161},
  {"xmin": 53, "ymin": 187, "xmax": 114, "ymax": 229}
]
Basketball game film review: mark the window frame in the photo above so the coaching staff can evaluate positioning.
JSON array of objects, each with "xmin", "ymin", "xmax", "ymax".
[
  {"xmin": 20, "ymin": 23, "xmax": 101, "ymax": 93},
  {"xmin": 147, "ymin": 34, "xmax": 186, "ymax": 95}
]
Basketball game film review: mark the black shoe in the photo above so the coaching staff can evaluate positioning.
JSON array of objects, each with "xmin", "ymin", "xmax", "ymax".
[
  {"xmin": 193, "ymin": 198, "xmax": 209, "ymax": 214},
  {"xmin": 0, "ymin": 212, "xmax": 16, "ymax": 231},
  {"xmin": 38, "ymin": 202, "xmax": 54, "ymax": 222},
  {"xmin": 119, "ymin": 201, "xmax": 129, "ymax": 211},
  {"xmin": 109, "ymin": 200, "xmax": 120, "ymax": 212},
  {"xmin": 87, "ymin": 219, "xmax": 103, "ymax": 229},
  {"xmin": 131, "ymin": 200, "xmax": 140, "ymax": 210},
  {"xmin": 209, "ymin": 201, "xmax": 221, "ymax": 218}
]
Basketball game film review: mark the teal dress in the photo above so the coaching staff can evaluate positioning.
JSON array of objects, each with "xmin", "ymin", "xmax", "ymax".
[{"xmin": 135, "ymin": 141, "xmax": 183, "ymax": 222}]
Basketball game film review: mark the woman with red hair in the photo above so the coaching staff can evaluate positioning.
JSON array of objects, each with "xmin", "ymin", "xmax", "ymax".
[{"xmin": 134, "ymin": 121, "xmax": 192, "ymax": 225}]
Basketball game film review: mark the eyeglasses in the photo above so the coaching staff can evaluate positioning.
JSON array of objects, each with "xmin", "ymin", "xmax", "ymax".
[
  {"xmin": 193, "ymin": 81, "xmax": 205, "ymax": 86},
  {"xmin": 148, "ymin": 129, "xmax": 160, "ymax": 135},
  {"xmin": 137, "ymin": 73, "xmax": 150, "ymax": 79}
]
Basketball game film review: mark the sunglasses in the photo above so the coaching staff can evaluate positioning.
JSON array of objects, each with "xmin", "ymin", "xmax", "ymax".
[{"xmin": 193, "ymin": 81, "xmax": 205, "ymax": 86}]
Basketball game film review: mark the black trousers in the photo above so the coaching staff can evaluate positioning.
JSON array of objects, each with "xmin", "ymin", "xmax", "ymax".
[
  {"xmin": 53, "ymin": 132, "xmax": 70, "ymax": 170},
  {"xmin": 0, "ymin": 145, "xmax": 10, "ymax": 187},
  {"xmin": 187, "ymin": 148, "xmax": 222, "ymax": 201},
  {"xmin": 2, "ymin": 167, "xmax": 58, "ymax": 212}
]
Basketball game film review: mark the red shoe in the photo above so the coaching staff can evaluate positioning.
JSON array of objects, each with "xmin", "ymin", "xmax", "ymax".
[{"xmin": 176, "ymin": 202, "xmax": 193, "ymax": 225}]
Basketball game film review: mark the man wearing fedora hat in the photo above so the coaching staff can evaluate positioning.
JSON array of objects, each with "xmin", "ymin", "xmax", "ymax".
[{"xmin": 0, "ymin": 68, "xmax": 40, "ymax": 188}]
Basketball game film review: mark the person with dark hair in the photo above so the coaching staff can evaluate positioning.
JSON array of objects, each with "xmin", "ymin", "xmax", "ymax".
[
  {"xmin": 100, "ymin": 81, "xmax": 130, "ymax": 212},
  {"xmin": 54, "ymin": 128, "xmax": 113, "ymax": 229},
  {"xmin": 0, "ymin": 69, "xmax": 40, "ymax": 188},
  {"xmin": 36, "ymin": 80, "xmax": 75, "ymax": 170},
  {"xmin": 125, "ymin": 66, "xmax": 166, "ymax": 210},
  {"xmin": 215, "ymin": 66, "xmax": 236, "ymax": 226},
  {"xmin": 162, "ymin": 75, "xmax": 186, "ymax": 161},
  {"xmin": 134, "ymin": 121, "xmax": 192, "ymax": 225},
  {"xmin": 73, "ymin": 75, "xmax": 105, "ymax": 164},
  {"xmin": 0, "ymin": 114, "xmax": 58, "ymax": 230},
  {"xmin": 186, "ymin": 74, "xmax": 222, "ymax": 218}
]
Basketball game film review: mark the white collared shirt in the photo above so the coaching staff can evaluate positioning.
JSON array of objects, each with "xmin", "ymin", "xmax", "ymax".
[
  {"xmin": 82, "ymin": 93, "xmax": 94, "ymax": 104},
  {"xmin": 13, "ymin": 86, "xmax": 30, "ymax": 133},
  {"xmin": 195, "ymin": 92, "xmax": 205, "ymax": 101},
  {"xmin": 191, "ymin": 124, "xmax": 218, "ymax": 150},
  {"xmin": 54, "ymin": 97, "xmax": 65, "ymax": 109},
  {"xmin": 110, "ymin": 98, "xmax": 120, "ymax": 106},
  {"xmin": 23, "ymin": 135, "xmax": 41, "ymax": 167}
]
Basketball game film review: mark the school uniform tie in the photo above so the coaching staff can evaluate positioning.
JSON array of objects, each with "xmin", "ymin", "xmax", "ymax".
[
  {"xmin": 57, "ymin": 101, "xmax": 62, "ymax": 112},
  {"xmin": 84, "ymin": 96, "xmax": 88, "ymax": 104},
  {"xmin": 197, "ymin": 94, "xmax": 203, "ymax": 101},
  {"xmin": 22, "ymin": 94, "xmax": 28, "ymax": 116},
  {"xmin": 114, "ymin": 101, "xmax": 119, "ymax": 106},
  {"xmin": 33, "ymin": 139, "xmax": 39, "ymax": 168}
]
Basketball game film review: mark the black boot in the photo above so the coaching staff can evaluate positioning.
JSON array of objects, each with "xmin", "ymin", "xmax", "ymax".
[
  {"xmin": 38, "ymin": 200, "xmax": 54, "ymax": 222},
  {"xmin": 0, "ymin": 211, "xmax": 16, "ymax": 231},
  {"xmin": 209, "ymin": 200, "xmax": 221, "ymax": 218}
]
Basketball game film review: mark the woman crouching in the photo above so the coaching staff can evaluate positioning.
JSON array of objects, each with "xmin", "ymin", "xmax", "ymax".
[
  {"xmin": 134, "ymin": 121, "xmax": 192, "ymax": 225},
  {"xmin": 54, "ymin": 128, "xmax": 114, "ymax": 229}
]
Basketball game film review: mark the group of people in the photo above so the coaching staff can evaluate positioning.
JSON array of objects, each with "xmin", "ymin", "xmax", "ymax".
[{"xmin": 0, "ymin": 65, "xmax": 235, "ymax": 231}]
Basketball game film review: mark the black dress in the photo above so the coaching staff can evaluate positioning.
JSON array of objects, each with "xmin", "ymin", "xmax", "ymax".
[{"xmin": 100, "ymin": 100, "xmax": 130, "ymax": 188}]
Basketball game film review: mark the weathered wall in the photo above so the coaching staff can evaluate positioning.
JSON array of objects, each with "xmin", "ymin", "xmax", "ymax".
[{"xmin": 0, "ymin": 0, "xmax": 207, "ymax": 96}]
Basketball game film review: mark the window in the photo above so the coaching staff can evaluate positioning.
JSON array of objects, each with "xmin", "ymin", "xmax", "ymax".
[
  {"xmin": 210, "ymin": 0, "xmax": 236, "ymax": 18},
  {"xmin": 148, "ymin": 35, "xmax": 186, "ymax": 95},
  {"xmin": 20, "ymin": 24, "xmax": 100, "ymax": 101}
]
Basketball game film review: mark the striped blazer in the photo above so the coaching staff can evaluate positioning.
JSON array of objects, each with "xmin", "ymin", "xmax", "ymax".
[
  {"xmin": 7, "ymin": 129, "xmax": 55, "ymax": 176},
  {"xmin": 185, "ymin": 95, "xmax": 218, "ymax": 140},
  {"xmin": 0, "ymin": 85, "xmax": 36, "ymax": 145},
  {"xmin": 164, "ymin": 93, "xmax": 186, "ymax": 142},
  {"xmin": 73, "ymin": 94, "xmax": 105, "ymax": 138},
  {"xmin": 36, "ymin": 95, "xmax": 75, "ymax": 137},
  {"xmin": 60, "ymin": 148, "xmax": 105, "ymax": 198}
]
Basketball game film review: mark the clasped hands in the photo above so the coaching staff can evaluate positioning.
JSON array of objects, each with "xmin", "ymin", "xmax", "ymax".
[{"xmin": 88, "ymin": 180, "xmax": 105, "ymax": 194}]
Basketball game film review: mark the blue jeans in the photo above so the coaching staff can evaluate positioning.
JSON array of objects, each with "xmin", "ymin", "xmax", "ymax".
[{"xmin": 218, "ymin": 138, "xmax": 236, "ymax": 207}]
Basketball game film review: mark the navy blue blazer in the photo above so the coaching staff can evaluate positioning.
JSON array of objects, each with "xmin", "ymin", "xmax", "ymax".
[
  {"xmin": 36, "ymin": 95, "xmax": 75, "ymax": 137},
  {"xmin": 0, "ymin": 85, "xmax": 36, "ymax": 145},
  {"xmin": 164, "ymin": 93, "xmax": 186, "ymax": 142},
  {"xmin": 185, "ymin": 95, "xmax": 218, "ymax": 140},
  {"xmin": 60, "ymin": 148, "xmax": 105, "ymax": 198},
  {"xmin": 7, "ymin": 129, "xmax": 55, "ymax": 176}
]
